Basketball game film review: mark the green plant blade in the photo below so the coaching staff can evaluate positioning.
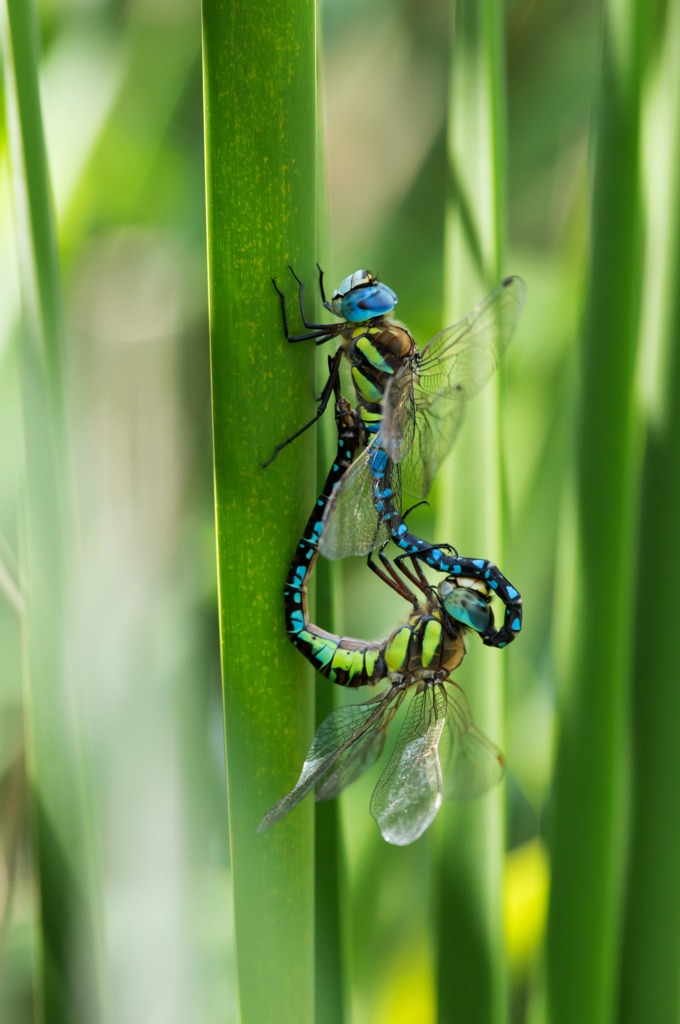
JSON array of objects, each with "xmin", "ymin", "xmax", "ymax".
[
  {"xmin": 201, "ymin": 1, "xmax": 318, "ymax": 1021},
  {"xmin": 2, "ymin": 1, "xmax": 107, "ymax": 1020},
  {"xmin": 618, "ymin": 3, "xmax": 680, "ymax": 1019},
  {"xmin": 435, "ymin": 1, "xmax": 509, "ymax": 1021},
  {"xmin": 545, "ymin": 0, "xmax": 648, "ymax": 1021}
]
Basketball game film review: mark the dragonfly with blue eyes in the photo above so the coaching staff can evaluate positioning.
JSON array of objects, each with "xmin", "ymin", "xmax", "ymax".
[{"xmin": 266, "ymin": 266, "xmax": 525, "ymax": 648}]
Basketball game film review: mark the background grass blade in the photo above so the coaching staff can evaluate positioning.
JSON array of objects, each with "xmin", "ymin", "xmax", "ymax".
[
  {"xmin": 2, "ymin": 0, "xmax": 107, "ymax": 1020},
  {"xmin": 618, "ymin": 3, "xmax": 680, "ymax": 1018},
  {"xmin": 201, "ymin": 1, "xmax": 318, "ymax": 1020},
  {"xmin": 545, "ymin": 0, "xmax": 647, "ymax": 1021},
  {"xmin": 436, "ymin": 0, "xmax": 509, "ymax": 1020}
]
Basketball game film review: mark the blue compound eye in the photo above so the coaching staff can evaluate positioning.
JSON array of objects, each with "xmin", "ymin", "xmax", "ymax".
[
  {"xmin": 439, "ymin": 581, "xmax": 492, "ymax": 633},
  {"xmin": 330, "ymin": 270, "xmax": 398, "ymax": 322}
]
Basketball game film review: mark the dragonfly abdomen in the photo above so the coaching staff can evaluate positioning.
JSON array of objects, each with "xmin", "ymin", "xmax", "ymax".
[
  {"xmin": 371, "ymin": 469, "xmax": 522, "ymax": 648},
  {"xmin": 291, "ymin": 627, "xmax": 386, "ymax": 687},
  {"xmin": 283, "ymin": 397, "xmax": 363, "ymax": 670},
  {"xmin": 295, "ymin": 605, "xmax": 466, "ymax": 689}
]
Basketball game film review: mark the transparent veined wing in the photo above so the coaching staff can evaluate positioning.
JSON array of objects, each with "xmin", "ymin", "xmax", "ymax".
[
  {"xmin": 319, "ymin": 441, "xmax": 398, "ymax": 559},
  {"xmin": 316, "ymin": 688, "xmax": 407, "ymax": 800},
  {"xmin": 416, "ymin": 276, "xmax": 526, "ymax": 399},
  {"xmin": 395, "ymin": 389, "xmax": 464, "ymax": 503},
  {"xmin": 257, "ymin": 687, "xmax": 399, "ymax": 832},
  {"xmin": 370, "ymin": 682, "xmax": 449, "ymax": 846},
  {"xmin": 382, "ymin": 276, "xmax": 526, "ymax": 499},
  {"xmin": 441, "ymin": 681, "xmax": 505, "ymax": 801}
]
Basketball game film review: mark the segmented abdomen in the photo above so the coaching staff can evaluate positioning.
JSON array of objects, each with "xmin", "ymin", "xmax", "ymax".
[
  {"xmin": 283, "ymin": 400, "xmax": 371, "ymax": 685},
  {"xmin": 284, "ymin": 395, "xmax": 464, "ymax": 686},
  {"xmin": 369, "ymin": 447, "xmax": 522, "ymax": 648},
  {"xmin": 291, "ymin": 608, "xmax": 461, "ymax": 688}
]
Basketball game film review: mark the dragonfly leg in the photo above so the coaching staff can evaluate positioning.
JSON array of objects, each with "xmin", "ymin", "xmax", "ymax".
[
  {"xmin": 316, "ymin": 263, "xmax": 335, "ymax": 316},
  {"xmin": 286, "ymin": 266, "xmax": 342, "ymax": 334},
  {"xmin": 401, "ymin": 499, "xmax": 429, "ymax": 518},
  {"xmin": 262, "ymin": 350, "xmax": 344, "ymax": 467},
  {"xmin": 390, "ymin": 554, "xmax": 437, "ymax": 603},
  {"xmin": 367, "ymin": 543, "xmax": 419, "ymax": 606},
  {"xmin": 271, "ymin": 275, "xmax": 337, "ymax": 342}
]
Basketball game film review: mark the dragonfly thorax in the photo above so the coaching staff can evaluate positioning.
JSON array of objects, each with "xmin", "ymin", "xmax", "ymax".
[
  {"xmin": 348, "ymin": 321, "xmax": 416, "ymax": 363},
  {"xmin": 331, "ymin": 270, "xmax": 398, "ymax": 322},
  {"xmin": 383, "ymin": 608, "xmax": 466, "ymax": 681}
]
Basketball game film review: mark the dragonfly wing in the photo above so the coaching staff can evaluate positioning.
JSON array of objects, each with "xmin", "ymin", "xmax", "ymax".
[
  {"xmin": 399, "ymin": 396, "xmax": 465, "ymax": 500},
  {"xmin": 442, "ymin": 682, "xmax": 505, "ymax": 801},
  {"xmin": 379, "ymin": 363, "xmax": 417, "ymax": 464},
  {"xmin": 387, "ymin": 277, "xmax": 526, "ymax": 497},
  {"xmin": 378, "ymin": 387, "xmax": 430, "ymax": 503},
  {"xmin": 316, "ymin": 690, "xmax": 403, "ymax": 800},
  {"xmin": 319, "ymin": 444, "xmax": 391, "ymax": 558},
  {"xmin": 417, "ymin": 276, "xmax": 526, "ymax": 395},
  {"xmin": 370, "ymin": 683, "xmax": 448, "ymax": 846},
  {"xmin": 257, "ymin": 689, "xmax": 395, "ymax": 832}
]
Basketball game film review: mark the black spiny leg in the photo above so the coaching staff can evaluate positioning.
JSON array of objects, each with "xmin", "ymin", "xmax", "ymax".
[
  {"xmin": 271, "ymin": 274, "xmax": 335, "ymax": 342},
  {"xmin": 272, "ymin": 267, "xmax": 345, "ymax": 342},
  {"xmin": 264, "ymin": 267, "xmax": 352, "ymax": 465},
  {"xmin": 317, "ymin": 263, "xmax": 335, "ymax": 316},
  {"xmin": 262, "ymin": 351, "xmax": 344, "ymax": 467}
]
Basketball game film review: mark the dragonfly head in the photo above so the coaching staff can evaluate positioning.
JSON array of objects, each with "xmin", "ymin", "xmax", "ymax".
[
  {"xmin": 438, "ymin": 578, "xmax": 493, "ymax": 634},
  {"xmin": 331, "ymin": 270, "xmax": 398, "ymax": 322}
]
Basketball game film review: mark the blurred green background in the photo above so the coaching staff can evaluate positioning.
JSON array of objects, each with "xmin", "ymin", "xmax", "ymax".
[{"xmin": 2, "ymin": 0, "xmax": 679, "ymax": 1021}]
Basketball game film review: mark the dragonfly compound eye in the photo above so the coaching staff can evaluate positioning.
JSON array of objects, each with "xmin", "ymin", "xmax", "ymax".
[
  {"xmin": 331, "ymin": 270, "xmax": 398, "ymax": 322},
  {"xmin": 439, "ymin": 580, "xmax": 492, "ymax": 634}
]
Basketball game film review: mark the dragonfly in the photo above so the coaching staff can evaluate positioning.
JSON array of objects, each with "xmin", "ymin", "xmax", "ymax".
[
  {"xmin": 262, "ymin": 392, "xmax": 504, "ymax": 844},
  {"xmin": 284, "ymin": 388, "xmax": 498, "ymax": 683},
  {"xmin": 269, "ymin": 267, "xmax": 526, "ymax": 648}
]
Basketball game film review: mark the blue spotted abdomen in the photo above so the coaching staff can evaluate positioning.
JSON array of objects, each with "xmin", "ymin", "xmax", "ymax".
[{"xmin": 369, "ymin": 452, "xmax": 523, "ymax": 648}]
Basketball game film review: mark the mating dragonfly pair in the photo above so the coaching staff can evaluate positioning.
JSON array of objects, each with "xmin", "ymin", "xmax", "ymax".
[{"xmin": 259, "ymin": 266, "xmax": 525, "ymax": 845}]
